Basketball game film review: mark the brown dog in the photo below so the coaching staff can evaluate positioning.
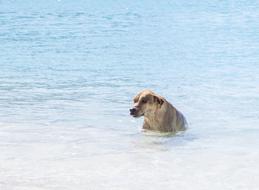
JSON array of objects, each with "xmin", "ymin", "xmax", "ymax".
[{"xmin": 130, "ymin": 89, "xmax": 187, "ymax": 133}]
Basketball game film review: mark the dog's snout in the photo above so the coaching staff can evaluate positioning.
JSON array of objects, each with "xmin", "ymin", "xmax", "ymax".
[{"xmin": 130, "ymin": 108, "xmax": 136, "ymax": 114}]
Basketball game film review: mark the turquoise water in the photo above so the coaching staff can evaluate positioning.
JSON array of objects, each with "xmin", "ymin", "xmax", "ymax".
[{"xmin": 1, "ymin": 1, "xmax": 259, "ymax": 189}]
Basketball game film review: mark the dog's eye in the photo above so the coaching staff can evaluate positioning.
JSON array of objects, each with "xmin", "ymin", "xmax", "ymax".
[{"xmin": 142, "ymin": 99, "xmax": 147, "ymax": 104}]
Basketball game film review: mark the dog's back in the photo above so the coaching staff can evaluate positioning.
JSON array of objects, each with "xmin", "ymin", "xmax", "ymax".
[{"xmin": 161, "ymin": 101, "xmax": 187, "ymax": 132}]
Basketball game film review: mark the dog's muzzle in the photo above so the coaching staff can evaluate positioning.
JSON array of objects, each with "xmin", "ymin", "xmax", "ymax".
[
  {"xmin": 129, "ymin": 108, "xmax": 137, "ymax": 116},
  {"xmin": 130, "ymin": 107, "xmax": 144, "ymax": 117}
]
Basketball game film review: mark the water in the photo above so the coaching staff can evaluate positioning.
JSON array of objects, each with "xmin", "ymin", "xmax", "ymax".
[{"xmin": 1, "ymin": 0, "xmax": 259, "ymax": 189}]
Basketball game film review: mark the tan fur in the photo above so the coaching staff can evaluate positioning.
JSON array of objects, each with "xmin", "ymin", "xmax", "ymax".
[{"xmin": 131, "ymin": 89, "xmax": 187, "ymax": 133}]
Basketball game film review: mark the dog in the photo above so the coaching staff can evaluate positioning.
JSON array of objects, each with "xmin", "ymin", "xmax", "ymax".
[{"xmin": 130, "ymin": 89, "xmax": 187, "ymax": 133}]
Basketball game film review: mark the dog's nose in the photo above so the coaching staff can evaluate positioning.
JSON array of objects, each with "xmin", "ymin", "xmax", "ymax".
[{"xmin": 129, "ymin": 108, "xmax": 136, "ymax": 114}]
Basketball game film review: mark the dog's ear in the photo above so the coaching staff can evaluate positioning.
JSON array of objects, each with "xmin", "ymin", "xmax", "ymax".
[{"xmin": 153, "ymin": 95, "xmax": 164, "ymax": 106}]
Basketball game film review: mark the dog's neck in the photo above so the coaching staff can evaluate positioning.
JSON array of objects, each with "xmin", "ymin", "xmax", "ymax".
[
  {"xmin": 144, "ymin": 108, "xmax": 157, "ymax": 119},
  {"xmin": 143, "ymin": 102, "xmax": 172, "ymax": 131},
  {"xmin": 143, "ymin": 108, "xmax": 162, "ymax": 128}
]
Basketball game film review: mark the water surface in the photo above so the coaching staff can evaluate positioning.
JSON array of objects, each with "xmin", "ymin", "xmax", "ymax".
[{"xmin": 1, "ymin": 0, "xmax": 259, "ymax": 189}]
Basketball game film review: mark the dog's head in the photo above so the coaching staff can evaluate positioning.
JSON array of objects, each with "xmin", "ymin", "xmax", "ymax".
[{"xmin": 129, "ymin": 90, "xmax": 164, "ymax": 118}]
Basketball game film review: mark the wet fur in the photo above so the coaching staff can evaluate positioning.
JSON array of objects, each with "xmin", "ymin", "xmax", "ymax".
[{"xmin": 132, "ymin": 90, "xmax": 187, "ymax": 133}]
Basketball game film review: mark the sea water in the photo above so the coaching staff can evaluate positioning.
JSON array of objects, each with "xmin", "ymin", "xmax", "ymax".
[{"xmin": 1, "ymin": 0, "xmax": 259, "ymax": 189}]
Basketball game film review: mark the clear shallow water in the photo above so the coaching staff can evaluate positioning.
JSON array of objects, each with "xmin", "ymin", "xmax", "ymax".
[{"xmin": 1, "ymin": 0, "xmax": 259, "ymax": 189}]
